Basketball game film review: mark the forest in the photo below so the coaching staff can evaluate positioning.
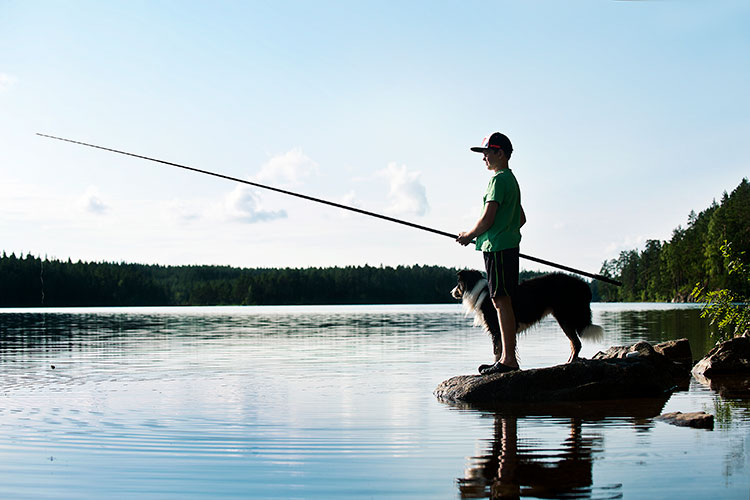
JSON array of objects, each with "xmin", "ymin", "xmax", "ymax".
[
  {"xmin": 2, "ymin": 178, "xmax": 747, "ymax": 307},
  {"xmin": 592, "ymin": 178, "xmax": 749, "ymax": 302},
  {"xmin": 0, "ymin": 255, "xmax": 545, "ymax": 307}
]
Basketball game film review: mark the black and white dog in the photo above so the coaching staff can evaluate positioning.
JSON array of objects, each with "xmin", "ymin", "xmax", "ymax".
[{"xmin": 452, "ymin": 270, "xmax": 603, "ymax": 373}]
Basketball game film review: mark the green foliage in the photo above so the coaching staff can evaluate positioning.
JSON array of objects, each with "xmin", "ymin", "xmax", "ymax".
[
  {"xmin": 691, "ymin": 241, "xmax": 750, "ymax": 341},
  {"xmin": 596, "ymin": 178, "xmax": 750, "ymax": 303}
]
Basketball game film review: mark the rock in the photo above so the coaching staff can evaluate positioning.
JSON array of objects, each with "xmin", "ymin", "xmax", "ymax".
[
  {"xmin": 591, "ymin": 345, "xmax": 631, "ymax": 359},
  {"xmin": 435, "ymin": 341, "xmax": 685, "ymax": 405},
  {"xmin": 656, "ymin": 411, "xmax": 714, "ymax": 429},
  {"xmin": 593, "ymin": 340, "xmax": 692, "ymax": 365},
  {"xmin": 592, "ymin": 339, "xmax": 691, "ymax": 387},
  {"xmin": 692, "ymin": 336, "xmax": 750, "ymax": 377},
  {"xmin": 654, "ymin": 338, "xmax": 693, "ymax": 369}
]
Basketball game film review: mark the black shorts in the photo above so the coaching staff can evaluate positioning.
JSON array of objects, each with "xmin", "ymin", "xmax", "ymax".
[{"xmin": 483, "ymin": 248, "xmax": 519, "ymax": 298}]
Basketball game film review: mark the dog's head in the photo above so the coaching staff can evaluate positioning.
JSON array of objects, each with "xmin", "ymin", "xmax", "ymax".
[{"xmin": 451, "ymin": 269, "xmax": 486, "ymax": 300}]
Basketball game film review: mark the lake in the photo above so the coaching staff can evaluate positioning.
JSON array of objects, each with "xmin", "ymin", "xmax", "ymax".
[{"xmin": 0, "ymin": 304, "xmax": 748, "ymax": 499}]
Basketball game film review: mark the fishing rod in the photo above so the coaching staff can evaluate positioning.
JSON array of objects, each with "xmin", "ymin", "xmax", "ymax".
[{"xmin": 37, "ymin": 133, "xmax": 622, "ymax": 286}]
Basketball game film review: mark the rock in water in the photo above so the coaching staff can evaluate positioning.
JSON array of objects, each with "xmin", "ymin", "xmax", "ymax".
[
  {"xmin": 592, "ymin": 339, "xmax": 692, "ymax": 367},
  {"xmin": 656, "ymin": 411, "xmax": 714, "ymax": 429},
  {"xmin": 435, "ymin": 341, "xmax": 688, "ymax": 405},
  {"xmin": 653, "ymin": 338, "xmax": 693, "ymax": 370},
  {"xmin": 692, "ymin": 336, "xmax": 750, "ymax": 377}
]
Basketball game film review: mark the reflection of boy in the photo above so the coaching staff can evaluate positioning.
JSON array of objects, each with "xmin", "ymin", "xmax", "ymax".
[{"xmin": 456, "ymin": 132, "xmax": 526, "ymax": 374}]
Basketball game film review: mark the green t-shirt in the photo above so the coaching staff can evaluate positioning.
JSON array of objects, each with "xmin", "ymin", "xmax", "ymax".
[{"xmin": 475, "ymin": 168, "xmax": 522, "ymax": 252}]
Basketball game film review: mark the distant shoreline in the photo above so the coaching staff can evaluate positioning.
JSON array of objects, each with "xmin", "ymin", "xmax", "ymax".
[{"xmin": 0, "ymin": 254, "xmax": 549, "ymax": 308}]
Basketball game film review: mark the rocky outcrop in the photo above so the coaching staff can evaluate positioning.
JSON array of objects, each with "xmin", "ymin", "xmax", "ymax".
[
  {"xmin": 656, "ymin": 411, "xmax": 714, "ymax": 429},
  {"xmin": 435, "ymin": 340, "xmax": 690, "ymax": 405},
  {"xmin": 653, "ymin": 338, "xmax": 693, "ymax": 370},
  {"xmin": 692, "ymin": 336, "xmax": 750, "ymax": 377},
  {"xmin": 592, "ymin": 339, "xmax": 692, "ymax": 367},
  {"xmin": 692, "ymin": 336, "xmax": 750, "ymax": 397}
]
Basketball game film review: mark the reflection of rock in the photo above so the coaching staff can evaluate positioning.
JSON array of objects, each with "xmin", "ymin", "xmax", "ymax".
[
  {"xmin": 656, "ymin": 411, "xmax": 714, "ymax": 429},
  {"xmin": 435, "ymin": 341, "xmax": 688, "ymax": 405},
  {"xmin": 692, "ymin": 336, "xmax": 750, "ymax": 377},
  {"xmin": 692, "ymin": 371, "xmax": 750, "ymax": 398},
  {"xmin": 452, "ymin": 400, "xmax": 669, "ymax": 498},
  {"xmin": 442, "ymin": 397, "xmax": 670, "ymax": 421},
  {"xmin": 459, "ymin": 415, "xmax": 607, "ymax": 499}
]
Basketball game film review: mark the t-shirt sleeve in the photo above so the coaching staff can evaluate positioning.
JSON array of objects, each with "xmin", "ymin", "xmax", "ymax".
[{"xmin": 485, "ymin": 176, "xmax": 503, "ymax": 204}]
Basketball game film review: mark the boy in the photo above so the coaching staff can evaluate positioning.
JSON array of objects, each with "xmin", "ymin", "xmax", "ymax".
[{"xmin": 456, "ymin": 132, "xmax": 526, "ymax": 374}]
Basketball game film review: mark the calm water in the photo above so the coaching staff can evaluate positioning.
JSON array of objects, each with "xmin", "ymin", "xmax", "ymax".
[{"xmin": 0, "ymin": 304, "xmax": 748, "ymax": 499}]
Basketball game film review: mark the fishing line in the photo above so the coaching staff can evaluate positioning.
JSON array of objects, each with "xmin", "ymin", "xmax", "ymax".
[{"xmin": 37, "ymin": 133, "xmax": 622, "ymax": 286}]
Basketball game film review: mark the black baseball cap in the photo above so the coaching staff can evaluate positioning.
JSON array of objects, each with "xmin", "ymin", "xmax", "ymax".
[{"xmin": 470, "ymin": 132, "xmax": 513, "ymax": 158}]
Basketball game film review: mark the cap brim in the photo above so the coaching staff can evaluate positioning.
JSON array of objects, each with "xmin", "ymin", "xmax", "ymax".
[{"xmin": 470, "ymin": 146, "xmax": 488, "ymax": 153}]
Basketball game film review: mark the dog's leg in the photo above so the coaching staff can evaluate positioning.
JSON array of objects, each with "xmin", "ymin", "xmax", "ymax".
[
  {"xmin": 559, "ymin": 322, "xmax": 582, "ymax": 363},
  {"xmin": 478, "ymin": 335, "xmax": 503, "ymax": 373}
]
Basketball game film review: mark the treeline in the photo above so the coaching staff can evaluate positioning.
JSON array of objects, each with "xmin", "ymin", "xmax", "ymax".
[
  {"xmin": 0, "ymin": 254, "xmax": 545, "ymax": 307},
  {"xmin": 594, "ymin": 178, "xmax": 750, "ymax": 302},
  {"xmin": 6, "ymin": 179, "xmax": 745, "ymax": 307}
]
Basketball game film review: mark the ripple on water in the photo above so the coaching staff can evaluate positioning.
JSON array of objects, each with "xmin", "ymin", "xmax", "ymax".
[{"xmin": 0, "ymin": 305, "xmax": 748, "ymax": 499}]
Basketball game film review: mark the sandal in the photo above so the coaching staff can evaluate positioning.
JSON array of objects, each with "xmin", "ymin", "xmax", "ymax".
[{"xmin": 479, "ymin": 361, "xmax": 520, "ymax": 375}]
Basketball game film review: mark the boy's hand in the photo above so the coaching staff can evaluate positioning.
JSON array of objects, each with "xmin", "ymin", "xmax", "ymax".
[{"xmin": 456, "ymin": 232, "xmax": 473, "ymax": 246}]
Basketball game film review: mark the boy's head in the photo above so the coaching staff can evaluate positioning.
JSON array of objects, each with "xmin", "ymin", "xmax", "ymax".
[{"xmin": 470, "ymin": 132, "xmax": 513, "ymax": 159}]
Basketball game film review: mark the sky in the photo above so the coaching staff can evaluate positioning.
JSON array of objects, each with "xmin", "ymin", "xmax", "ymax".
[{"xmin": 1, "ymin": 1, "xmax": 748, "ymax": 276}]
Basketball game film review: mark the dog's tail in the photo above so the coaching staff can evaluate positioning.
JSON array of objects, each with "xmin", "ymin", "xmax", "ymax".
[{"xmin": 580, "ymin": 324, "xmax": 604, "ymax": 341}]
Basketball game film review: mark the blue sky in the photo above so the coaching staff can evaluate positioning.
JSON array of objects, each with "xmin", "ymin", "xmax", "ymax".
[{"xmin": 1, "ymin": 1, "xmax": 748, "ymax": 275}]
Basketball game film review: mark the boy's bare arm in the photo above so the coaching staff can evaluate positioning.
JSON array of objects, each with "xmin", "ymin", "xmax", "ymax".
[{"xmin": 456, "ymin": 201, "xmax": 498, "ymax": 246}]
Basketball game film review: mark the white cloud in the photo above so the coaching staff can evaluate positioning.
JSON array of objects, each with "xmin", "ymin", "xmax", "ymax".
[
  {"xmin": 255, "ymin": 148, "xmax": 318, "ymax": 186},
  {"xmin": 77, "ymin": 186, "xmax": 109, "ymax": 215},
  {"xmin": 334, "ymin": 190, "xmax": 364, "ymax": 218},
  {"xmin": 340, "ymin": 190, "xmax": 364, "ymax": 208},
  {"xmin": 224, "ymin": 185, "xmax": 287, "ymax": 223},
  {"xmin": 220, "ymin": 149, "xmax": 318, "ymax": 224},
  {"xmin": 377, "ymin": 162, "xmax": 429, "ymax": 216},
  {"xmin": 0, "ymin": 73, "xmax": 17, "ymax": 92}
]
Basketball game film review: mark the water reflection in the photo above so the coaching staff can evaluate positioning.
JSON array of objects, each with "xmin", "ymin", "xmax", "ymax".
[
  {"xmin": 457, "ymin": 398, "xmax": 670, "ymax": 500},
  {"xmin": 597, "ymin": 305, "xmax": 717, "ymax": 358},
  {"xmin": 0, "ymin": 307, "xmax": 465, "ymax": 342},
  {"xmin": 692, "ymin": 372, "xmax": 750, "ymax": 400},
  {"xmin": 460, "ymin": 415, "xmax": 600, "ymax": 499},
  {"xmin": 1, "ymin": 305, "xmax": 748, "ymax": 498}
]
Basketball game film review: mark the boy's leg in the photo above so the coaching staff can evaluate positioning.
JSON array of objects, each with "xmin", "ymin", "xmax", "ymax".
[
  {"xmin": 483, "ymin": 249, "xmax": 520, "ymax": 372},
  {"xmin": 492, "ymin": 295, "xmax": 518, "ymax": 368}
]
